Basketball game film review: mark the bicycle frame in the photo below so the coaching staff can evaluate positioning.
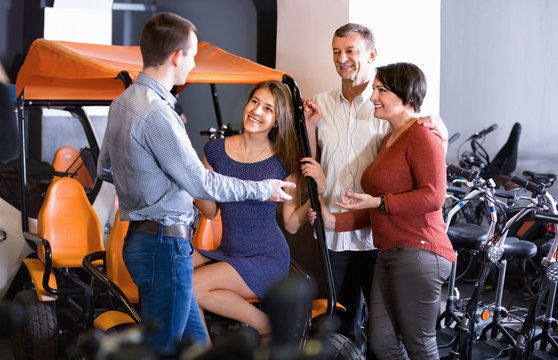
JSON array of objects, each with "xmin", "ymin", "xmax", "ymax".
[
  {"xmin": 448, "ymin": 178, "xmax": 499, "ymax": 360},
  {"xmin": 447, "ymin": 173, "xmax": 554, "ymax": 360},
  {"xmin": 510, "ymin": 191, "xmax": 558, "ymax": 359},
  {"xmin": 441, "ymin": 187, "xmax": 489, "ymax": 332}
]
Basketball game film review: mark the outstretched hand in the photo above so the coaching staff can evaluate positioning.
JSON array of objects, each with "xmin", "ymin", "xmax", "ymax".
[
  {"xmin": 300, "ymin": 157, "xmax": 327, "ymax": 195},
  {"xmin": 267, "ymin": 179, "xmax": 296, "ymax": 202},
  {"xmin": 335, "ymin": 189, "xmax": 380, "ymax": 210}
]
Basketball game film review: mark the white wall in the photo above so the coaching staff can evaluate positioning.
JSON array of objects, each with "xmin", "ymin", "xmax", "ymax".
[
  {"xmin": 350, "ymin": 0, "xmax": 440, "ymax": 116},
  {"xmin": 44, "ymin": 0, "xmax": 113, "ymax": 45},
  {"xmin": 441, "ymin": 0, "xmax": 558, "ymax": 194},
  {"xmin": 276, "ymin": 0, "xmax": 349, "ymax": 98},
  {"xmin": 277, "ymin": 0, "xmax": 440, "ymax": 113}
]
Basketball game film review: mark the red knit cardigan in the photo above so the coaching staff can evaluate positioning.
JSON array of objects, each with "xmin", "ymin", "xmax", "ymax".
[{"xmin": 335, "ymin": 122, "xmax": 456, "ymax": 263}]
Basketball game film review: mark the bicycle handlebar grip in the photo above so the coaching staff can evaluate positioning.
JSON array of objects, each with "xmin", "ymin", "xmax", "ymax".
[
  {"xmin": 511, "ymin": 174, "xmax": 547, "ymax": 195},
  {"xmin": 467, "ymin": 124, "xmax": 498, "ymax": 140},
  {"xmin": 447, "ymin": 163, "xmax": 479, "ymax": 181},
  {"xmin": 200, "ymin": 127, "xmax": 241, "ymax": 137},
  {"xmin": 223, "ymin": 128, "xmax": 242, "ymax": 136},
  {"xmin": 531, "ymin": 210, "xmax": 558, "ymax": 224},
  {"xmin": 446, "ymin": 185, "xmax": 467, "ymax": 196},
  {"xmin": 493, "ymin": 190, "xmax": 516, "ymax": 199},
  {"xmin": 448, "ymin": 132, "xmax": 461, "ymax": 145},
  {"xmin": 481, "ymin": 124, "xmax": 498, "ymax": 136}
]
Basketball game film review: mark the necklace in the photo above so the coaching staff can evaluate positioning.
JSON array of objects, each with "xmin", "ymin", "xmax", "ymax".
[{"xmin": 239, "ymin": 138, "xmax": 270, "ymax": 163}]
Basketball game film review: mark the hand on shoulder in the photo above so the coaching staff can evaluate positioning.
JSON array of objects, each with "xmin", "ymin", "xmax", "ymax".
[{"xmin": 417, "ymin": 115, "xmax": 448, "ymax": 143}]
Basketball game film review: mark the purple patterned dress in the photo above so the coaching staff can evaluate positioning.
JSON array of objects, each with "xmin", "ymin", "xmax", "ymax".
[{"xmin": 197, "ymin": 139, "xmax": 290, "ymax": 299}]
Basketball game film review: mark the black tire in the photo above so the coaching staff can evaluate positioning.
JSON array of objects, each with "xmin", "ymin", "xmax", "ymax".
[
  {"xmin": 11, "ymin": 290, "xmax": 58, "ymax": 360},
  {"xmin": 326, "ymin": 333, "xmax": 366, "ymax": 360}
]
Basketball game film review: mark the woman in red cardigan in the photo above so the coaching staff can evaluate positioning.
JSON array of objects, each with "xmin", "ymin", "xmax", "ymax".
[{"xmin": 312, "ymin": 62, "xmax": 455, "ymax": 360}]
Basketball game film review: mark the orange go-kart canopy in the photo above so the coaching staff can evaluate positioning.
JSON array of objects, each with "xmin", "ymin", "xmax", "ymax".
[{"xmin": 16, "ymin": 39, "xmax": 287, "ymax": 101}]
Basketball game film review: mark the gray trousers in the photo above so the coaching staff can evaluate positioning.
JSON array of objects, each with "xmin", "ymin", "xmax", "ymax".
[{"xmin": 369, "ymin": 246, "xmax": 452, "ymax": 360}]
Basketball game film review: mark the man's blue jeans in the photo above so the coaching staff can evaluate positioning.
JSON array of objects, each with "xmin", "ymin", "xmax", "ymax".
[{"xmin": 123, "ymin": 226, "xmax": 208, "ymax": 354}]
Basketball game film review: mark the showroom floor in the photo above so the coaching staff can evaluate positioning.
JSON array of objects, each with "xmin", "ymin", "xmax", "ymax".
[{"xmin": 2, "ymin": 278, "xmax": 555, "ymax": 359}]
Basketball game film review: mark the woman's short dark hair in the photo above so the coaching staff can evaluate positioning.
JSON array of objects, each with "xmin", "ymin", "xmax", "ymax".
[
  {"xmin": 140, "ymin": 12, "xmax": 198, "ymax": 67},
  {"xmin": 375, "ymin": 62, "xmax": 427, "ymax": 113}
]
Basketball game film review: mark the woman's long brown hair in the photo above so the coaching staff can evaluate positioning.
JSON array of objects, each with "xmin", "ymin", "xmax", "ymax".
[{"xmin": 246, "ymin": 81, "xmax": 301, "ymax": 178}]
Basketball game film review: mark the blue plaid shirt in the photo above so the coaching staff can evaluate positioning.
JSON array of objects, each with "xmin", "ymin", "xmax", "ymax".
[{"xmin": 98, "ymin": 73, "xmax": 272, "ymax": 225}]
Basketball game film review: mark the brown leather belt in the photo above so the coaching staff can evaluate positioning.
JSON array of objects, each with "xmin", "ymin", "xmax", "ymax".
[{"xmin": 129, "ymin": 220, "xmax": 192, "ymax": 238}]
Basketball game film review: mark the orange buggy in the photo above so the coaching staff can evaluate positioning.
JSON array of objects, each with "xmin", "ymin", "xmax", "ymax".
[{"xmin": 7, "ymin": 38, "xmax": 358, "ymax": 359}]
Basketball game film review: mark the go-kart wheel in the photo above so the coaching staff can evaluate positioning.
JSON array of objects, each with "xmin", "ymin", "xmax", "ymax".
[
  {"xmin": 326, "ymin": 332, "xmax": 366, "ymax": 360},
  {"xmin": 11, "ymin": 289, "xmax": 58, "ymax": 360}
]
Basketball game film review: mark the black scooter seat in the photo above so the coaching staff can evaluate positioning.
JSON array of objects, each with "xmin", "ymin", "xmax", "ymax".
[
  {"xmin": 502, "ymin": 237, "xmax": 537, "ymax": 259},
  {"xmin": 522, "ymin": 170, "xmax": 556, "ymax": 187},
  {"xmin": 447, "ymin": 223, "xmax": 488, "ymax": 251},
  {"xmin": 541, "ymin": 240, "xmax": 555, "ymax": 256}
]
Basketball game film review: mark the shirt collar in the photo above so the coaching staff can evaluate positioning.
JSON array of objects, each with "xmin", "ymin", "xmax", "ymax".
[
  {"xmin": 336, "ymin": 80, "xmax": 373, "ymax": 107},
  {"xmin": 135, "ymin": 72, "xmax": 177, "ymax": 107}
]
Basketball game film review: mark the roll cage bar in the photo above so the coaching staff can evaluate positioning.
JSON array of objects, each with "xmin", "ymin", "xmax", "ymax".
[{"xmin": 15, "ymin": 40, "xmax": 336, "ymax": 319}]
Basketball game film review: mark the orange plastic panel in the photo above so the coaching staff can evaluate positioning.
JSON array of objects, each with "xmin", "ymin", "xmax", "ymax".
[
  {"xmin": 515, "ymin": 220, "xmax": 535, "ymax": 238},
  {"xmin": 105, "ymin": 210, "xmax": 139, "ymax": 303},
  {"xmin": 311, "ymin": 299, "xmax": 346, "ymax": 319},
  {"xmin": 16, "ymin": 39, "xmax": 288, "ymax": 101},
  {"xmin": 37, "ymin": 177, "xmax": 104, "ymax": 267},
  {"xmin": 52, "ymin": 146, "xmax": 93, "ymax": 189},
  {"xmin": 93, "ymin": 310, "xmax": 135, "ymax": 332},
  {"xmin": 22, "ymin": 258, "xmax": 57, "ymax": 301},
  {"xmin": 192, "ymin": 212, "xmax": 222, "ymax": 251}
]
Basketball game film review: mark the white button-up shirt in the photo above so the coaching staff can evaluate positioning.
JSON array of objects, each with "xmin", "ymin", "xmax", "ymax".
[
  {"xmin": 98, "ymin": 73, "xmax": 272, "ymax": 225},
  {"xmin": 315, "ymin": 82, "xmax": 390, "ymax": 251}
]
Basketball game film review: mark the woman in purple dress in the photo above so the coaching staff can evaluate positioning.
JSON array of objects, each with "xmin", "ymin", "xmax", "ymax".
[{"xmin": 192, "ymin": 80, "xmax": 324, "ymax": 340}]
